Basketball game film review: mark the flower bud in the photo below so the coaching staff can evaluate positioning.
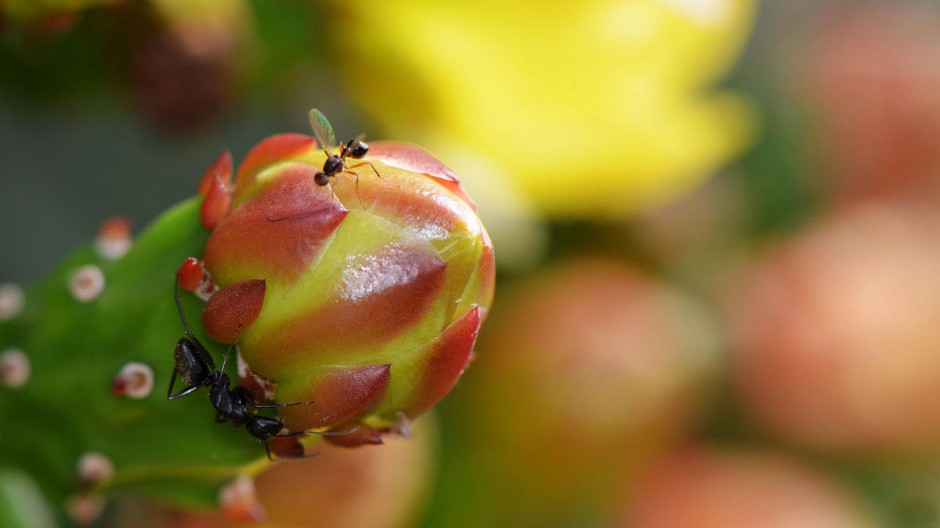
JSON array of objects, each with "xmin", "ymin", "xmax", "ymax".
[
  {"xmin": 620, "ymin": 447, "xmax": 879, "ymax": 527},
  {"xmin": 728, "ymin": 202, "xmax": 940, "ymax": 453},
  {"xmin": 198, "ymin": 134, "xmax": 494, "ymax": 437}
]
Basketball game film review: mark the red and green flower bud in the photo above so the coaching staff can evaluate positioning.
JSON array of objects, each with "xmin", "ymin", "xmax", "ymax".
[{"xmin": 196, "ymin": 133, "xmax": 494, "ymax": 439}]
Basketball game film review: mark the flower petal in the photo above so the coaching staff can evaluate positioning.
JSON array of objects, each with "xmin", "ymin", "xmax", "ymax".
[
  {"xmin": 204, "ymin": 163, "xmax": 348, "ymax": 285},
  {"xmin": 202, "ymin": 279, "xmax": 266, "ymax": 343},
  {"xmin": 277, "ymin": 364, "xmax": 391, "ymax": 431},
  {"xmin": 233, "ymin": 133, "xmax": 319, "ymax": 205},
  {"xmin": 394, "ymin": 305, "xmax": 481, "ymax": 418},
  {"xmin": 200, "ymin": 172, "xmax": 232, "ymax": 231}
]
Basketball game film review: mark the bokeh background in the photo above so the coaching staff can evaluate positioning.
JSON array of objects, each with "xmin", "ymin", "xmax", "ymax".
[{"xmin": 4, "ymin": 0, "xmax": 940, "ymax": 526}]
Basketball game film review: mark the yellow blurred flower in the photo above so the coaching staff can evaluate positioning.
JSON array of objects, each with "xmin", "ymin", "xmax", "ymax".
[{"xmin": 330, "ymin": 0, "xmax": 757, "ymax": 220}]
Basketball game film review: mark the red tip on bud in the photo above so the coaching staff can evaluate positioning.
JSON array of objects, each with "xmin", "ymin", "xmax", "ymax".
[
  {"xmin": 177, "ymin": 258, "xmax": 204, "ymax": 292},
  {"xmin": 198, "ymin": 150, "xmax": 233, "ymax": 197},
  {"xmin": 201, "ymin": 172, "xmax": 233, "ymax": 231},
  {"xmin": 203, "ymin": 279, "xmax": 267, "ymax": 343}
]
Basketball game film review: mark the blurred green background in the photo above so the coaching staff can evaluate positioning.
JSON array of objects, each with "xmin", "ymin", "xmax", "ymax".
[{"xmin": 4, "ymin": 0, "xmax": 940, "ymax": 526}]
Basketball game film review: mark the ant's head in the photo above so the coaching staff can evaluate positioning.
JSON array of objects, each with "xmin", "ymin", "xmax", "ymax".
[
  {"xmin": 346, "ymin": 138, "xmax": 368, "ymax": 159},
  {"xmin": 315, "ymin": 171, "xmax": 331, "ymax": 186}
]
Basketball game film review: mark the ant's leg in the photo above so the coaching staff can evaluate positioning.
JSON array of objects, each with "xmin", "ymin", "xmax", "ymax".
[
  {"xmin": 167, "ymin": 368, "xmax": 207, "ymax": 400},
  {"xmin": 234, "ymin": 385, "xmax": 315, "ymax": 409},
  {"xmin": 315, "ymin": 425, "xmax": 361, "ymax": 436},
  {"xmin": 174, "ymin": 274, "xmax": 200, "ymax": 344},
  {"xmin": 263, "ymin": 427, "xmax": 362, "ymax": 460},
  {"xmin": 348, "ymin": 161, "xmax": 399, "ymax": 189},
  {"xmin": 174, "ymin": 275, "xmax": 216, "ymax": 370},
  {"xmin": 217, "ymin": 324, "xmax": 243, "ymax": 375},
  {"xmin": 329, "ymin": 179, "xmax": 340, "ymax": 207},
  {"xmin": 166, "ymin": 368, "xmax": 179, "ymax": 398},
  {"xmin": 271, "ymin": 425, "xmax": 361, "ymax": 437},
  {"xmin": 347, "ymin": 161, "xmax": 383, "ymax": 181},
  {"xmin": 167, "ymin": 383, "xmax": 203, "ymax": 400},
  {"xmin": 271, "ymin": 429, "xmax": 306, "ymax": 438},
  {"xmin": 251, "ymin": 399, "xmax": 316, "ymax": 409}
]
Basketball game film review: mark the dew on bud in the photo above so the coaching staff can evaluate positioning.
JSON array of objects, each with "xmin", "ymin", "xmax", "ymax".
[
  {"xmin": 0, "ymin": 348, "xmax": 30, "ymax": 388},
  {"xmin": 69, "ymin": 265, "xmax": 105, "ymax": 303},
  {"xmin": 112, "ymin": 362, "xmax": 155, "ymax": 399},
  {"xmin": 94, "ymin": 217, "xmax": 133, "ymax": 260},
  {"xmin": 0, "ymin": 283, "xmax": 24, "ymax": 321},
  {"xmin": 76, "ymin": 452, "xmax": 115, "ymax": 487}
]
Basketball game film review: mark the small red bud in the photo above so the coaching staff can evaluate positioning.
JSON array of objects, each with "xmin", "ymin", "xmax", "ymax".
[{"xmin": 177, "ymin": 258, "xmax": 204, "ymax": 293}]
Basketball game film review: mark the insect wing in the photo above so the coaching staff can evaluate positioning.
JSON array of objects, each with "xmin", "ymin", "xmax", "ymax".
[{"xmin": 308, "ymin": 108, "xmax": 337, "ymax": 150}]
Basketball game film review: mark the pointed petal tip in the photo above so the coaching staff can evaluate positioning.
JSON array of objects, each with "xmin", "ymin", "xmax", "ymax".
[
  {"xmin": 198, "ymin": 150, "xmax": 234, "ymax": 197},
  {"xmin": 278, "ymin": 364, "xmax": 391, "ymax": 431},
  {"xmin": 203, "ymin": 279, "xmax": 267, "ymax": 343},
  {"xmin": 402, "ymin": 306, "xmax": 481, "ymax": 418},
  {"xmin": 200, "ymin": 172, "xmax": 233, "ymax": 231}
]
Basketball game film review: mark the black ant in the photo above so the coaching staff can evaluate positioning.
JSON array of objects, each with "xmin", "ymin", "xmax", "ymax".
[
  {"xmin": 169, "ymin": 275, "xmax": 353, "ymax": 460},
  {"xmin": 308, "ymin": 108, "xmax": 383, "ymax": 187}
]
